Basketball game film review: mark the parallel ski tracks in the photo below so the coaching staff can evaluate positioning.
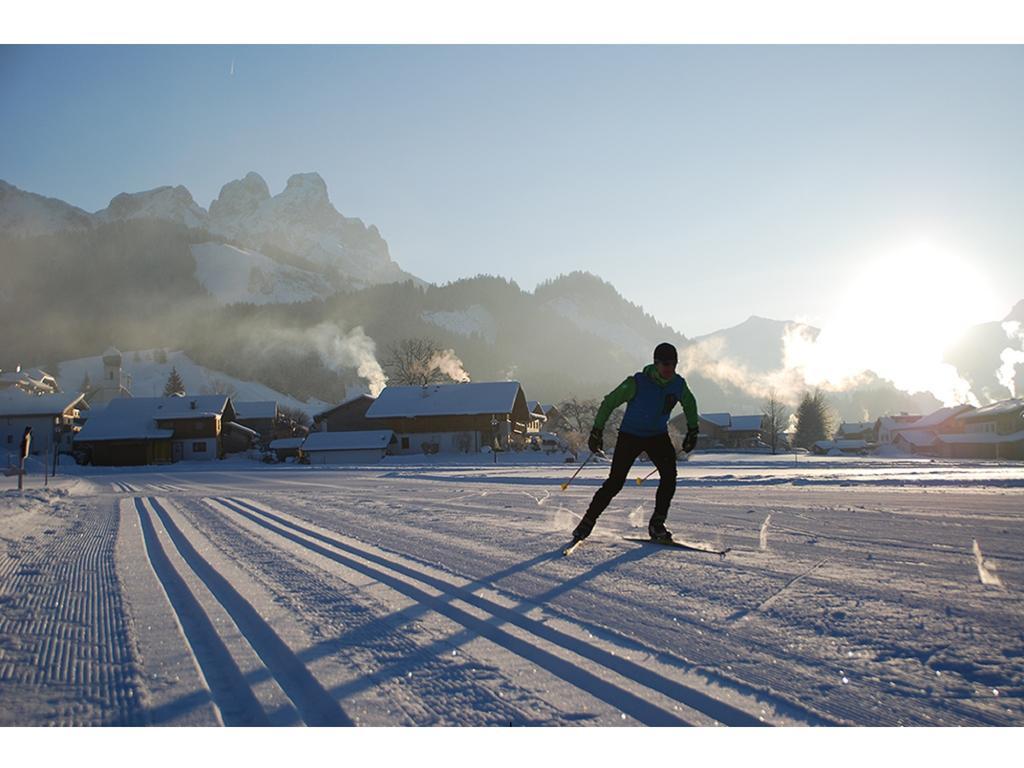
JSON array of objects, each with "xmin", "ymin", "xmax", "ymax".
[
  {"xmin": 196, "ymin": 494, "xmax": 798, "ymax": 726},
  {"xmin": 132, "ymin": 496, "xmax": 353, "ymax": 726}
]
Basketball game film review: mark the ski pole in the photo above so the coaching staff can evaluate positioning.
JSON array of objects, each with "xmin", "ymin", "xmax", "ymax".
[
  {"xmin": 560, "ymin": 451, "xmax": 599, "ymax": 491},
  {"xmin": 636, "ymin": 449, "xmax": 686, "ymax": 485}
]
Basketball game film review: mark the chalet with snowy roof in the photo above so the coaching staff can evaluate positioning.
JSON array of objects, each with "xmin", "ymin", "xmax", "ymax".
[
  {"xmin": 0, "ymin": 391, "xmax": 88, "ymax": 460},
  {"xmin": 73, "ymin": 395, "xmax": 239, "ymax": 466},
  {"xmin": 300, "ymin": 430, "xmax": 395, "ymax": 465},
  {"xmin": 889, "ymin": 405, "xmax": 975, "ymax": 456},
  {"xmin": 936, "ymin": 399, "xmax": 1024, "ymax": 459},
  {"xmin": 364, "ymin": 381, "xmax": 531, "ymax": 455},
  {"xmin": 685, "ymin": 412, "xmax": 764, "ymax": 449},
  {"xmin": 526, "ymin": 401, "xmax": 547, "ymax": 433},
  {"xmin": 268, "ymin": 437, "xmax": 304, "ymax": 462},
  {"xmin": 313, "ymin": 394, "xmax": 377, "ymax": 433},
  {"xmin": 233, "ymin": 400, "xmax": 279, "ymax": 438},
  {"xmin": 0, "ymin": 367, "xmax": 60, "ymax": 396},
  {"xmin": 539, "ymin": 404, "xmax": 563, "ymax": 431},
  {"xmin": 836, "ymin": 422, "xmax": 875, "ymax": 441},
  {"xmin": 874, "ymin": 414, "xmax": 921, "ymax": 445}
]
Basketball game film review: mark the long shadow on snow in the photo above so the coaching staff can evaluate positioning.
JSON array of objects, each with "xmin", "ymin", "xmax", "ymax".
[
  {"xmin": 145, "ymin": 497, "xmax": 355, "ymax": 726},
  {"xmin": 218, "ymin": 497, "xmax": 768, "ymax": 726}
]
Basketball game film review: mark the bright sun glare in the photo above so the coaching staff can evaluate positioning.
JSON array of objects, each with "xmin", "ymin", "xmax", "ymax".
[{"xmin": 785, "ymin": 240, "xmax": 993, "ymax": 405}]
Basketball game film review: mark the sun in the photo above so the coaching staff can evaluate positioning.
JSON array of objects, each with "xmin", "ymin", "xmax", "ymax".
[{"xmin": 786, "ymin": 239, "xmax": 994, "ymax": 405}]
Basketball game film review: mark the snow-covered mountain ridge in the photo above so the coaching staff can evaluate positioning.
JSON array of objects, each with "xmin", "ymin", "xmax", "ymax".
[{"xmin": 0, "ymin": 173, "xmax": 418, "ymax": 288}]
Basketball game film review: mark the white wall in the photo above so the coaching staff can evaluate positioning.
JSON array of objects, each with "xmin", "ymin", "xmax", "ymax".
[
  {"xmin": 307, "ymin": 449, "xmax": 385, "ymax": 464},
  {"xmin": 174, "ymin": 438, "xmax": 217, "ymax": 461}
]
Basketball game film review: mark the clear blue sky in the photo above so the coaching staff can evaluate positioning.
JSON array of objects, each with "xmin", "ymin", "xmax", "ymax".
[{"xmin": 2, "ymin": 45, "xmax": 1022, "ymax": 336}]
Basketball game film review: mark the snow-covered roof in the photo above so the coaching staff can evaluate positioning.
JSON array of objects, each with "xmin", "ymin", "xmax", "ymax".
[
  {"xmin": 302, "ymin": 430, "xmax": 394, "ymax": 452},
  {"xmin": 540, "ymin": 404, "xmax": 557, "ymax": 416},
  {"xmin": 0, "ymin": 391, "xmax": 86, "ymax": 417},
  {"xmin": 149, "ymin": 395, "xmax": 231, "ymax": 420},
  {"xmin": 526, "ymin": 401, "xmax": 547, "ymax": 419},
  {"xmin": 269, "ymin": 437, "xmax": 304, "ymax": 450},
  {"xmin": 838, "ymin": 422, "xmax": 874, "ymax": 434},
  {"xmin": 75, "ymin": 399, "xmax": 175, "ymax": 442},
  {"xmin": 937, "ymin": 430, "xmax": 1024, "ymax": 445},
  {"xmin": 728, "ymin": 415, "xmax": 763, "ymax": 432},
  {"xmin": 700, "ymin": 413, "xmax": 731, "ymax": 428},
  {"xmin": 315, "ymin": 393, "xmax": 376, "ymax": 420},
  {"xmin": 904, "ymin": 405, "xmax": 975, "ymax": 430},
  {"xmin": 894, "ymin": 429, "xmax": 938, "ymax": 448},
  {"xmin": 877, "ymin": 415, "xmax": 921, "ymax": 430},
  {"xmin": 234, "ymin": 401, "xmax": 278, "ymax": 420},
  {"xmin": 959, "ymin": 399, "xmax": 1024, "ymax": 421},
  {"xmin": 366, "ymin": 382, "xmax": 524, "ymax": 419}
]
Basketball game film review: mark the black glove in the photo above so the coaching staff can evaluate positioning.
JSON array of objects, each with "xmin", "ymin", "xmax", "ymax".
[
  {"xmin": 588, "ymin": 427, "xmax": 604, "ymax": 453},
  {"xmin": 682, "ymin": 426, "xmax": 699, "ymax": 453}
]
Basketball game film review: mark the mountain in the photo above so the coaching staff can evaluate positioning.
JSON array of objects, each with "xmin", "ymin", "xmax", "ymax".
[
  {"xmin": 688, "ymin": 315, "xmax": 820, "ymax": 374},
  {"xmin": 0, "ymin": 180, "xmax": 94, "ymax": 237},
  {"xmin": 0, "ymin": 172, "xmax": 419, "ymax": 290}
]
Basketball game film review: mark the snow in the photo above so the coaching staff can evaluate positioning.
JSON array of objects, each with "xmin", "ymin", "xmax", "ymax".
[
  {"xmin": 421, "ymin": 305, "xmax": 498, "ymax": 344},
  {"xmin": 728, "ymin": 415, "xmax": 764, "ymax": 431},
  {"xmin": 0, "ymin": 391, "xmax": 85, "ymax": 417},
  {"xmin": 56, "ymin": 349, "xmax": 329, "ymax": 418},
  {"xmin": 2, "ymin": 452, "xmax": 1022, "ymax": 727},
  {"xmin": 74, "ymin": 398, "xmax": 178, "ymax": 441},
  {"xmin": 302, "ymin": 430, "xmax": 394, "ymax": 451},
  {"xmin": 190, "ymin": 242, "xmax": 333, "ymax": 305},
  {"xmin": 544, "ymin": 296, "xmax": 655, "ymax": 355},
  {"xmin": 366, "ymin": 381, "xmax": 523, "ymax": 419}
]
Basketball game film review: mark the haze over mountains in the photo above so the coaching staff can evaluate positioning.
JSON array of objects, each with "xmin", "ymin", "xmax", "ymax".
[{"xmin": 1, "ymin": 173, "xmax": 1020, "ymax": 419}]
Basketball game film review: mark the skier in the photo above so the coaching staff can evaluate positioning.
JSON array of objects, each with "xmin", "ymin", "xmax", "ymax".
[{"xmin": 571, "ymin": 342, "xmax": 699, "ymax": 545}]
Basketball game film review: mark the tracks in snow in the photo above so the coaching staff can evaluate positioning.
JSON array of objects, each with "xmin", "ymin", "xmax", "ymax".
[
  {"xmin": 196, "ymin": 495, "xmax": 790, "ymax": 726},
  {"xmin": 130, "ymin": 496, "xmax": 353, "ymax": 726}
]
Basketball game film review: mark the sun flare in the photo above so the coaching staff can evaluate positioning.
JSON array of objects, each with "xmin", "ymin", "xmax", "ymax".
[{"xmin": 785, "ymin": 240, "xmax": 994, "ymax": 404}]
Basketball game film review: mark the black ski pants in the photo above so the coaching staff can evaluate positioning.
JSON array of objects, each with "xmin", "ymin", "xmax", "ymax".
[{"xmin": 574, "ymin": 431, "xmax": 678, "ymax": 539}]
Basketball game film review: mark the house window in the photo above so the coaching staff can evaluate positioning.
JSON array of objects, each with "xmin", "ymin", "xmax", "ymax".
[
  {"xmin": 6, "ymin": 435, "xmax": 11, "ymax": 444},
  {"xmin": 192, "ymin": 442, "xmax": 207, "ymax": 452},
  {"xmin": 401, "ymin": 437, "xmax": 410, "ymax": 450}
]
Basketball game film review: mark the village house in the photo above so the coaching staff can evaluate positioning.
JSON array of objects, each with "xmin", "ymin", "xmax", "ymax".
[
  {"xmin": 890, "ymin": 404, "xmax": 975, "ymax": 456},
  {"xmin": 73, "ymin": 395, "xmax": 243, "ymax": 466},
  {"xmin": 526, "ymin": 401, "xmax": 547, "ymax": 433},
  {"xmin": 874, "ymin": 414, "xmax": 921, "ymax": 445},
  {"xmin": 364, "ymin": 381, "xmax": 531, "ymax": 455},
  {"xmin": 300, "ymin": 430, "xmax": 395, "ymax": 465},
  {"xmin": 539, "ymin": 404, "xmax": 563, "ymax": 431},
  {"xmin": 936, "ymin": 399, "xmax": 1024, "ymax": 459},
  {"xmin": 233, "ymin": 401, "xmax": 279, "ymax": 440},
  {"xmin": 0, "ymin": 367, "xmax": 61, "ymax": 396},
  {"xmin": 836, "ymin": 422, "xmax": 876, "ymax": 441},
  {"xmin": 313, "ymin": 394, "xmax": 378, "ymax": 433},
  {"xmin": 686, "ymin": 413, "xmax": 765, "ymax": 450},
  {"xmin": 1, "ymin": 391, "xmax": 88, "ymax": 462}
]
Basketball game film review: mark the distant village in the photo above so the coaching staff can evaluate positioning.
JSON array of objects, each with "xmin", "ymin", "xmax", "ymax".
[{"xmin": 2, "ymin": 347, "xmax": 1023, "ymax": 470}]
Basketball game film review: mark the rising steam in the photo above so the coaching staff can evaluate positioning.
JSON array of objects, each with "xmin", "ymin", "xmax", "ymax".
[
  {"xmin": 997, "ymin": 321, "xmax": 1024, "ymax": 397},
  {"xmin": 261, "ymin": 322, "xmax": 388, "ymax": 396},
  {"xmin": 429, "ymin": 349, "xmax": 471, "ymax": 383}
]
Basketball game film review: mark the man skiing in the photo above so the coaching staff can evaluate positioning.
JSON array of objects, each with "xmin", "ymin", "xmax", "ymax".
[{"xmin": 571, "ymin": 342, "xmax": 699, "ymax": 545}]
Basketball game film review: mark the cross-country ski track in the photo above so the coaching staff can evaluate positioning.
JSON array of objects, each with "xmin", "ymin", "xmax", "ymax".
[{"xmin": 2, "ymin": 461, "xmax": 1022, "ymax": 726}]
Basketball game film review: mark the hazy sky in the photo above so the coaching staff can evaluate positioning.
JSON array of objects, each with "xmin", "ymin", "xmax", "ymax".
[{"xmin": 2, "ymin": 45, "xmax": 1022, "ymax": 336}]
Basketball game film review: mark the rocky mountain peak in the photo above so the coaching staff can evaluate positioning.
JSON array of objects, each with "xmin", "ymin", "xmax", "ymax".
[{"xmin": 209, "ymin": 171, "xmax": 271, "ymax": 222}]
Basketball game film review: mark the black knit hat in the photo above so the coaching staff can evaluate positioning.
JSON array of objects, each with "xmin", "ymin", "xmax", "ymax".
[{"xmin": 653, "ymin": 342, "xmax": 678, "ymax": 364}]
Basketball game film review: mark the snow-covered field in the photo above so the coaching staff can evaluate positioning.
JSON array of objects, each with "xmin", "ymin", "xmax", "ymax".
[{"xmin": 2, "ymin": 454, "xmax": 1022, "ymax": 727}]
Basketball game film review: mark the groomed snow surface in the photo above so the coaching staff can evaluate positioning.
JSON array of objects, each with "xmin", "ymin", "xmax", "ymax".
[{"xmin": 1, "ymin": 453, "xmax": 1022, "ymax": 727}]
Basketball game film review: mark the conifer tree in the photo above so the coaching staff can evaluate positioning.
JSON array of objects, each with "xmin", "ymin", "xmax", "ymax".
[{"xmin": 163, "ymin": 366, "xmax": 185, "ymax": 397}]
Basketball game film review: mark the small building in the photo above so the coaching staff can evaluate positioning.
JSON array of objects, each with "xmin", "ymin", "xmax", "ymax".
[
  {"xmin": 313, "ymin": 394, "xmax": 378, "ymax": 433},
  {"xmin": 539, "ymin": 404, "xmax": 563, "ymax": 431},
  {"xmin": 0, "ymin": 391, "xmax": 88, "ymax": 460},
  {"xmin": 836, "ymin": 422, "xmax": 875, "ymax": 441},
  {"xmin": 687, "ymin": 413, "xmax": 763, "ymax": 449},
  {"xmin": 233, "ymin": 401, "xmax": 278, "ymax": 439},
  {"xmin": 74, "ymin": 395, "xmax": 236, "ymax": 466},
  {"xmin": 365, "ymin": 381, "xmax": 531, "ymax": 455},
  {"xmin": 301, "ymin": 430, "xmax": 395, "ymax": 465},
  {"xmin": 526, "ymin": 401, "xmax": 547, "ymax": 433},
  {"xmin": 874, "ymin": 414, "xmax": 921, "ymax": 445},
  {"xmin": 0, "ymin": 367, "xmax": 61, "ymax": 396},
  {"xmin": 268, "ymin": 437, "xmax": 304, "ymax": 462}
]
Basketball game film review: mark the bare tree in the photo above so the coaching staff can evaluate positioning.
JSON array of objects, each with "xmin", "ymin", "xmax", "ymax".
[
  {"xmin": 556, "ymin": 397, "xmax": 599, "ymax": 434},
  {"xmin": 761, "ymin": 389, "xmax": 789, "ymax": 455},
  {"xmin": 383, "ymin": 338, "xmax": 464, "ymax": 386}
]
